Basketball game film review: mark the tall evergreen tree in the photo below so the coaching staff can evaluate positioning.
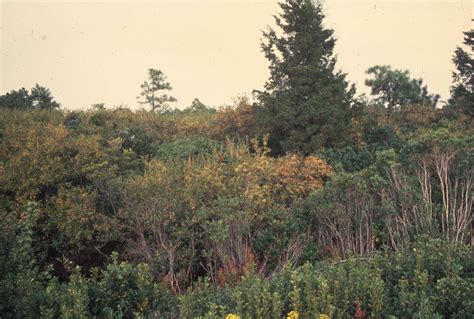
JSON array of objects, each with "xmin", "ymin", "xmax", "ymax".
[
  {"xmin": 256, "ymin": 0, "xmax": 355, "ymax": 155},
  {"xmin": 448, "ymin": 29, "xmax": 473, "ymax": 117}
]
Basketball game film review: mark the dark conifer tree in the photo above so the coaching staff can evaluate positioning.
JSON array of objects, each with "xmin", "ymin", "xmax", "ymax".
[
  {"xmin": 0, "ymin": 84, "xmax": 59, "ymax": 110},
  {"xmin": 365, "ymin": 65, "xmax": 439, "ymax": 110},
  {"xmin": 30, "ymin": 84, "xmax": 60, "ymax": 109},
  {"xmin": 256, "ymin": 0, "xmax": 355, "ymax": 155},
  {"xmin": 448, "ymin": 29, "xmax": 473, "ymax": 117}
]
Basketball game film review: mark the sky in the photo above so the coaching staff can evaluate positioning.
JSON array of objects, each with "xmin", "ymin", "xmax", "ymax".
[{"xmin": 1, "ymin": 0, "xmax": 472, "ymax": 110}]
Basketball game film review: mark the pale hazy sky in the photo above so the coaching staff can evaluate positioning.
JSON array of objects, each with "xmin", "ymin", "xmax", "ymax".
[{"xmin": 1, "ymin": 1, "xmax": 472, "ymax": 109}]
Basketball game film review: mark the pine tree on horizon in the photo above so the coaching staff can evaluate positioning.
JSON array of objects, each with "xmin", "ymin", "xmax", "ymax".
[{"xmin": 137, "ymin": 68, "xmax": 177, "ymax": 113}]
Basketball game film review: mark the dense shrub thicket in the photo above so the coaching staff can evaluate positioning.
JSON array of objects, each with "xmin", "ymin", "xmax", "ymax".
[
  {"xmin": 2, "ymin": 207, "xmax": 473, "ymax": 318},
  {"xmin": 0, "ymin": 102, "xmax": 472, "ymax": 317}
]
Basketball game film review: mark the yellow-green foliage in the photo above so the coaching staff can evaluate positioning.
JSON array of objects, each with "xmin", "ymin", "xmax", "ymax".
[{"xmin": 0, "ymin": 105, "xmax": 472, "ymax": 319}]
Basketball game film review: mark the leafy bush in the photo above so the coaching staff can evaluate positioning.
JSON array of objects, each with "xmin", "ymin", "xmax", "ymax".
[
  {"xmin": 177, "ymin": 240, "xmax": 472, "ymax": 318},
  {"xmin": 40, "ymin": 254, "xmax": 177, "ymax": 318},
  {"xmin": 154, "ymin": 136, "xmax": 222, "ymax": 161}
]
